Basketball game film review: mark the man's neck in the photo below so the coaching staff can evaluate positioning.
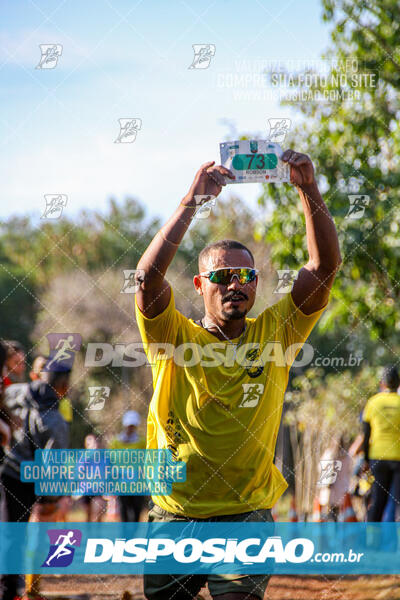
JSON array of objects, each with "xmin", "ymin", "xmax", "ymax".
[{"xmin": 202, "ymin": 313, "xmax": 246, "ymax": 340}]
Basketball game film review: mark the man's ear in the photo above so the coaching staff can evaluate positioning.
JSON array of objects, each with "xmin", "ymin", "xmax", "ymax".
[{"xmin": 193, "ymin": 275, "xmax": 203, "ymax": 295}]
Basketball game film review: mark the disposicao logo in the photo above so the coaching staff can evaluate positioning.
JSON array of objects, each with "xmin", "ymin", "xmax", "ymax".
[{"xmin": 42, "ymin": 529, "xmax": 82, "ymax": 567}]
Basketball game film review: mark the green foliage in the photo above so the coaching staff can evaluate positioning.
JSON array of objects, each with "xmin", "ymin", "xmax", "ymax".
[
  {"xmin": 0, "ymin": 198, "xmax": 161, "ymax": 288},
  {"xmin": 0, "ymin": 198, "xmax": 161, "ymax": 350},
  {"xmin": 286, "ymin": 366, "xmax": 378, "ymax": 438},
  {"xmin": 0, "ymin": 242, "xmax": 36, "ymax": 350},
  {"xmin": 260, "ymin": 0, "xmax": 400, "ymax": 363}
]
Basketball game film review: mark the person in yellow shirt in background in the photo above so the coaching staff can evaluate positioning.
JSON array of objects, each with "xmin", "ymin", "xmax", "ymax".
[
  {"xmin": 135, "ymin": 151, "xmax": 341, "ymax": 600},
  {"xmin": 109, "ymin": 410, "xmax": 146, "ymax": 522},
  {"xmin": 362, "ymin": 365, "xmax": 400, "ymax": 521}
]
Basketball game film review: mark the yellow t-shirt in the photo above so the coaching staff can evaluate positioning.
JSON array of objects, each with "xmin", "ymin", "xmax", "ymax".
[
  {"xmin": 135, "ymin": 289, "xmax": 325, "ymax": 517},
  {"xmin": 59, "ymin": 397, "xmax": 73, "ymax": 423},
  {"xmin": 362, "ymin": 392, "xmax": 400, "ymax": 460},
  {"xmin": 109, "ymin": 436, "xmax": 146, "ymax": 450}
]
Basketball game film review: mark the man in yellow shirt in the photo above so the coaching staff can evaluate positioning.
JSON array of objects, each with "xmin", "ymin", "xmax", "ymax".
[
  {"xmin": 135, "ymin": 151, "xmax": 341, "ymax": 600},
  {"xmin": 362, "ymin": 366, "xmax": 400, "ymax": 521}
]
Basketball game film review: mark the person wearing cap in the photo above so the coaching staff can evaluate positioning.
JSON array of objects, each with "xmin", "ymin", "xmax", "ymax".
[
  {"xmin": 362, "ymin": 365, "xmax": 400, "ymax": 522},
  {"xmin": 110, "ymin": 410, "xmax": 144, "ymax": 449},
  {"xmin": 80, "ymin": 434, "xmax": 107, "ymax": 522},
  {"xmin": 109, "ymin": 410, "xmax": 146, "ymax": 522},
  {"xmin": 30, "ymin": 355, "xmax": 73, "ymax": 426}
]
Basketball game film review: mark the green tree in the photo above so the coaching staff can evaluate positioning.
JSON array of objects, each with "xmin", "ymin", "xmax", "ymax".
[{"xmin": 261, "ymin": 0, "xmax": 400, "ymax": 363}]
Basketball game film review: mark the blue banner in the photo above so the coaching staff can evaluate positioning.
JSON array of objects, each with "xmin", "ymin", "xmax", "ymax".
[{"xmin": 1, "ymin": 522, "xmax": 400, "ymax": 574}]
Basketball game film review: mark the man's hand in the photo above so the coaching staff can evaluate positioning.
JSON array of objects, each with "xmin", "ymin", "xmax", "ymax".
[
  {"xmin": 281, "ymin": 149, "xmax": 315, "ymax": 188},
  {"xmin": 183, "ymin": 161, "xmax": 235, "ymax": 206}
]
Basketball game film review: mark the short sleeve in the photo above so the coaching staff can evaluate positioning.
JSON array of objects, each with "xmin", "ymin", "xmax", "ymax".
[
  {"xmin": 135, "ymin": 287, "xmax": 180, "ymax": 346},
  {"xmin": 266, "ymin": 292, "xmax": 327, "ymax": 366},
  {"xmin": 59, "ymin": 397, "xmax": 73, "ymax": 422},
  {"xmin": 362, "ymin": 400, "xmax": 372, "ymax": 423}
]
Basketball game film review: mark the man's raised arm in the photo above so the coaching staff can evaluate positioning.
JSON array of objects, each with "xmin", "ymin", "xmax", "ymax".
[
  {"xmin": 136, "ymin": 161, "xmax": 235, "ymax": 318},
  {"xmin": 281, "ymin": 149, "xmax": 342, "ymax": 315}
]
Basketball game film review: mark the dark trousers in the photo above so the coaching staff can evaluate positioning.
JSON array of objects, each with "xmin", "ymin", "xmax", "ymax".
[
  {"xmin": 0, "ymin": 472, "xmax": 36, "ymax": 600},
  {"xmin": 118, "ymin": 494, "xmax": 144, "ymax": 522},
  {"xmin": 367, "ymin": 460, "xmax": 400, "ymax": 522}
]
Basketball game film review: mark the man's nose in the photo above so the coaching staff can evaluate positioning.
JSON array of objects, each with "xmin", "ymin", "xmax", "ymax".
[{"xmin": 227, "ymin": 275, "xmax": 242, "ymax": 289}]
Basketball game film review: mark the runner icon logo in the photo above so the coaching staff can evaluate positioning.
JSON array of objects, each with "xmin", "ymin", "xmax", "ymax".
[
  {"xmin": 45, "ymin": 333, "xmax": 82, "ymax": 371},
  {"xmin": 86, "ymin": 386, "xmax": 110, "ymax": 410},
  {"xmin": 114, "ymin": 118, "xmax": 142, "ymax": 143},
  {"xmin": 120, "ymin": 269, "xmax": 145, "ymax": 294},
  {"xmin": 274, "ymin": 270, "xmax": 298, "ymax": 294},
  {"xmin": 346, "ymin": 195, "xmax": 370, "ymax": 220},
  {"xmin": 188, "ymin": 44, "xmax": 216, "ymax": 69},
  {"xmin": 193, "ymin": 195, "xmax": 217, "ymax": 219},
  {"xmin": 42, "ymin": 529, "xmax": 82, "ymax": 567},
  {"xmin": 36, "ymin": 44, "xmax": 63, "ymax": 69},
  {"xmin": 317, "ymin": 460, "xmax": 342, "ymax": 486},
  {"xmin": 267, "ymin": 118, "xmax": 291, "ymax": 143},
  {"xmin": 239, "ymin": 383, "xmax": 264, "ymax": 407},
  {"xmin": 41, "ymin": 194, "xmax": 67, "ymax": 219}
]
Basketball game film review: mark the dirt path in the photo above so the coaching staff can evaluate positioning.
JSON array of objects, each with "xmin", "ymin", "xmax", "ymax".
[{"xmin": 40, "ymin": 575, "xmax": 400, "ymax": 600}]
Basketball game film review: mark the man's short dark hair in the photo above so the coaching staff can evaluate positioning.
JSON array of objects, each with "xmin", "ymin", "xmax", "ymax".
[
  {"xmin": 198, "ymin": 240, "xmax": 254, "ymax": 271},
  {"xmin": 382, "ymin": 365, "xmax": 400, "ymax": 391}
]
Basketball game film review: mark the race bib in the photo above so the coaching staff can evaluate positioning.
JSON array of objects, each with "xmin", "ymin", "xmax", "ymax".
[{"xmin": 220, "ymin": 140, "xmax": 290, "ymax": 184}]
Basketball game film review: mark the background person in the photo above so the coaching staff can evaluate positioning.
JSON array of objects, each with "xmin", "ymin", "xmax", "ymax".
[
  {"xmin": 109, "ymin": 410, "xmax": 146, "ymax": 522},
  {"xmin": 317, "ymin": 435, "xmax": 355, "ymax": 522},
  {"xmin": 81, "ymin": 434, "xmax": 107, "ymax": 522},
  {"xmin": 0, "ymin": 365, "xmax": 70, "ymax": 600},
  {"xmin": 30, "ymin": 355, "xmax": 73, "ymax": 430},
  {"xmin": 362, "ymin": 365, "xmax": 400, "ymax": 522},
  {"xmin": 3, "ymin": 340, "xmax": 26, "ymax": 386},
  {"xmin": 29, "ymin": 354, "xmax": 73, "ymax": 524}
]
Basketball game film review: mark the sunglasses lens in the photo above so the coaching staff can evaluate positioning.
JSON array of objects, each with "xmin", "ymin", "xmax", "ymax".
[
  {"xmin": 208, "ymin": 269, "xmax": 228, "ymax": 283},
  {"xmin": 208, "ymin": 268, "xmax": 256, "ymax": 284},
  {"xmin": 238, "ymin": 268, "xmax": 256, "ymax": 283}
]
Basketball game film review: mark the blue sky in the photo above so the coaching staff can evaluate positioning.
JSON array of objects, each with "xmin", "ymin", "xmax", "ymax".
[{"xmin": 0, "ymin": 0, "xmax": 331, "ymax": 222}]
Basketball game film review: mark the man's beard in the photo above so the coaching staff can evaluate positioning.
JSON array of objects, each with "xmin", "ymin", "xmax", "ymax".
[
  {"xmin": 221, "ymin": 306, "xmax": 247, "ymax": 320},
  {"xmin": 221, "ymin": 291, "xmax": 248, "ymax": 320}
]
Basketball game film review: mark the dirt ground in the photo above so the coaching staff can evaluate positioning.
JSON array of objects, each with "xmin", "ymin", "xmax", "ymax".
[{"xmin": 40, "ymin": 574, "xmax": 400, "ymax": 600}]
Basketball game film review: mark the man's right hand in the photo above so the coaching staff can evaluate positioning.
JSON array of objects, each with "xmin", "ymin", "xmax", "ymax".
[
  {"xmin": 136, "ymin": 161, "xmax": 235, "ymax": 319},
  {"xmin": 183, "ymin": 161, "xmax": 235, "ymax": 206}
]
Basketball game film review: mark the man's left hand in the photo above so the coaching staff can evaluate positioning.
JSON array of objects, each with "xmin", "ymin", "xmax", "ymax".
[{"xmin": 281, "ymin": 149, "xmax": 315, "ymax": 187}]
